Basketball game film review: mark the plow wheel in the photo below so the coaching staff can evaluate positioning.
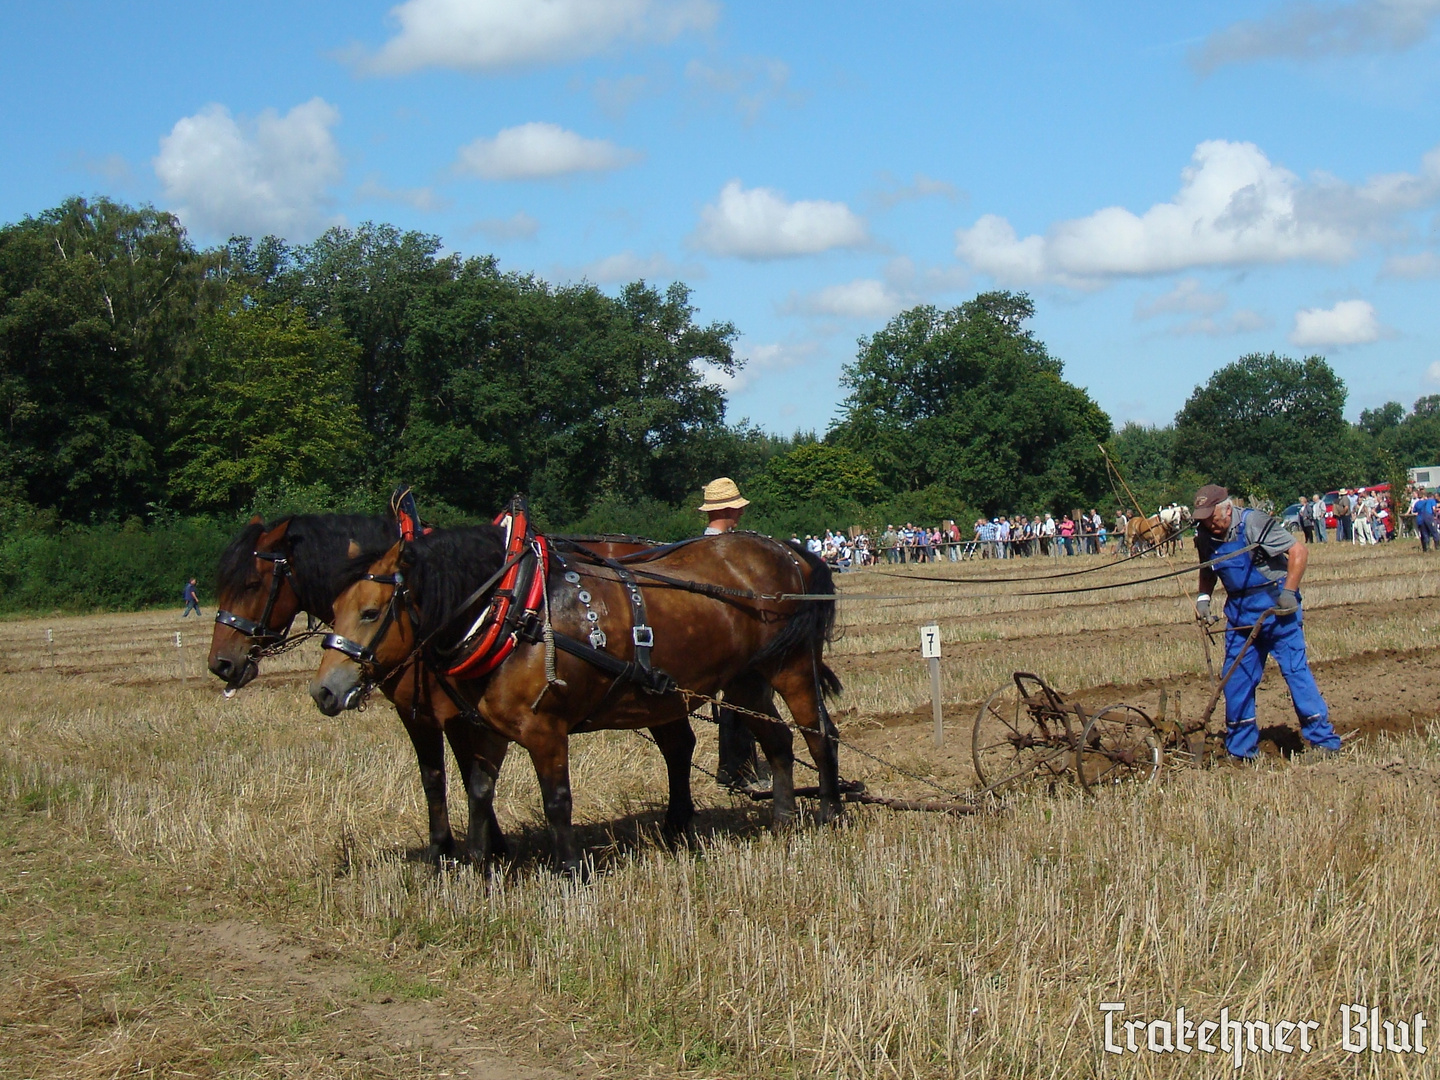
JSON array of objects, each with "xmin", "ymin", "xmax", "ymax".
[
  {"xmin": 1075, "ymin": 704, "xmax": 1163, "ymax": 790},
  {"xmin": 971, "ymin": 678, "xmax": 1076, "ymax": 792}
]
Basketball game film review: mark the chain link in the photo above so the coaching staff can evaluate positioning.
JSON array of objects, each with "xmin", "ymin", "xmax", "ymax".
[{"xmin": 676, "ymin": 687, "xmax": 974, "ymax": 803}]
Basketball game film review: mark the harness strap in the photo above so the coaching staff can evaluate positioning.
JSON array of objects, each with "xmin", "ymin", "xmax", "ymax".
[{"xmin": 551, "ymin": 631, "xmax": 675, "ymax": 695}]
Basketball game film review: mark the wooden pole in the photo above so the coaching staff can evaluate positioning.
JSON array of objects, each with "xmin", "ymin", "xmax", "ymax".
[{"xmin": 920, "ymin": 624, "xmax": 943, "ymax": 747}]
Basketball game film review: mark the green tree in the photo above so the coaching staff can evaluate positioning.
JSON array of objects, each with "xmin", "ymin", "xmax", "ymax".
[
  {"xmin": 1107, "ymin": 422, "xmax": 1197, "ymax": 511},
  {"xmin": 0, "ymin": 197, "xmax": 216, "ymax": 520},
  {"xmin": 755, "ymin": 442, "xmax": 883, "ymax": 508},
  {"xmin": 1172, "ymin": 353, "xmax": 1351, "ymax": 502},
  {"xmin": 829, "ymin": 292, "xmax": 1112, "ymax": 514},
  {"xmin": 166, "ymin": 290, "xmax": 363, "ymax": 512},
  {"xmin": 1359, "ymin": 401, "xmax": 1403, "ymax": 437}
]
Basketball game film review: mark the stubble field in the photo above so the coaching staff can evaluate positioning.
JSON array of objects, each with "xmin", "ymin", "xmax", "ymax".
[{"xmin": 1, "ymin": 539, "xmax": 1438, "ymax": 1078}]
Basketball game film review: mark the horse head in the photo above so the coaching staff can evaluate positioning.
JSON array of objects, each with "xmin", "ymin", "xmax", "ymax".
[
  {"xmin": 209, "ymin": 516, "xmax": 303, "ymax": 690},
  {"xmin": 310, "ymin": 541, "xmax": 416, "ymax": 717}
]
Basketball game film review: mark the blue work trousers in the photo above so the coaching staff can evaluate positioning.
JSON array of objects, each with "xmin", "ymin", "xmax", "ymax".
[{"xmin": 1222, "ymin": 603, "xmax": 1341, "ymax": 758}]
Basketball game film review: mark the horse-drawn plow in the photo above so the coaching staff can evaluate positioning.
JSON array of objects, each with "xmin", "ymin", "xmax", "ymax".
[{"xmin": 970, "ymin": 609, "xmax": 1284, "ymax": 794}]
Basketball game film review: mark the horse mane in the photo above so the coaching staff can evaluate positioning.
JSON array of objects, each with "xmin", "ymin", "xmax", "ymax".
[
  {"xmin": 389, "ymin": 526, "xmax": 507, "ymax": 651},
  {"xmin": 216, "ymin": 520, "xmax": 267, "ymax": 594},
  {"xmin": 281, "ymin": 514, "xmax": 402, "ymax": 623},
  {"xmin": 748, "ymin": 539, "xmax": 842, "ymax": 700}
]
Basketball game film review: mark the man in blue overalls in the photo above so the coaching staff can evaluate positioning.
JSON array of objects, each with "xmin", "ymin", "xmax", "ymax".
[{"xmin": 1191, "ymin": 485, "xmax": 1342, "ymax": 759}]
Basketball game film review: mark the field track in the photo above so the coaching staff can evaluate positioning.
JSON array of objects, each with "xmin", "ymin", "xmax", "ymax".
[{"xmin": 1, "ymin": 539, "xmax": 1438, "ymax": 1077}]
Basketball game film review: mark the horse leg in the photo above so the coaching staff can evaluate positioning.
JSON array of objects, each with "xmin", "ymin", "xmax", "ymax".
[
  {"xmin": 400, "ymin": 713, "xmax": 456, "ymax": 863},
  {"xmin": 769, "ymin": 658, "xmax": 842, "ymax": 824},
  {"xmin": 529, "ymin": 737, "xmax": 581, "ymax": 876},
  {"xmin": 720, "ymin": 678, "xmax": 793, "ymax": 827},
  {"xmin": 444, "ymin": 722, "xmax": 509, "ymax": 865},
  {"xmin": 648, "ymin": 718, "xmax": 696, "ymax": 842}
]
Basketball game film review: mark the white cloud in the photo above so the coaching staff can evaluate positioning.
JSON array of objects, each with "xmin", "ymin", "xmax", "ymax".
[
  {"xmin": 956, "ymin": 139, "xmax": 1440, "ymax": 286},
  {"xmin": 355, "ymin": 177, "xmax": 448, "ymax": 211},
  {"xmin": 1290, "ymin": 299, "xmax": 1384, "ymax": 345},
  {"xmin": 785, "ymin": 279, "xmax": 908, "ymax": 319},
  {"xmin": 691, "ymin": 180, "xmax": 867, "ymax": 259},
  {"xmin": 78, "ymin": 153, "xmax": 133, "ymax": 184},
  {"xmin": 154, "ymin": 98, "xmax": 343, "ymax": 241},
  {"xmin": 1171, "ymin": 309, "xmax": 1270, "ymax": 337},
  {"xmin": 1194, "ymin": 0, "xmax": 1440, "ymax": 72},
  {"xmin": 707, "ymin": 340, "xmax": 819, "ymax": 394},
  {"xmin": 1427, "ymin": 360, "xmax": 1440, "ymax": 382},
  {"xmin": 579, "ymin": 250, "xmax": 689, "ymax": 282},
  {"xmin": 357, "ymin": 0, "xmax": 718, "ymax": 74},
  {"xmin": 684, "ymin": 56, "xmax": 800, "ymax": 123},
  {"xmin": 1382, "ymin": 250, "xmax": 1440, "ymax": 277},
  {"xmin": 872, "ymin": 171, "xmax": 960, "ymax": 208},
  {"xmin": 466, "ymin": 211, "xmax": 541, "ymax": 242},
  {"xmin": 455, "ymin": 122, "xmax": 639, "ymax": 180},
  {"xmin": 1135, "ymin": 278, "xmax": 1228, "ymax": 320}
]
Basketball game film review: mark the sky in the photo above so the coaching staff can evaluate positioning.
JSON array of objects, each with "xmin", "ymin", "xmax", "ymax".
[{"xmin": 4, "ymin": 1, "xmax": 1440, "ymax": 435}]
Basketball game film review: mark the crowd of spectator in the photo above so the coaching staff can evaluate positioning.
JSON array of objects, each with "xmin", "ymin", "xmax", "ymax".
[
  {"xmin": 1294, "ymin": 487, "xmax": 1432, "ymax": 547},
  {"xmin": 788, "ymin": 485, "xmax": 1440, "ymax": 573},
  {"xmin": 796, "ymin": 512, "xmax": 1144, "ymax": 569}
]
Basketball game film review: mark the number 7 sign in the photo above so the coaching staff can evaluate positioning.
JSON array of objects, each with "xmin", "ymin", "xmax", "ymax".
[{"xmin": 919, "ymin": 624, "xmax": 941, "ymax": 658}]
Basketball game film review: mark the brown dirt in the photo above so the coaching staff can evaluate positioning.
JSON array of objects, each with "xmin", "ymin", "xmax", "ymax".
[{"xmin": 172, "ymin": 920, "xmax": 570, "ymax": 1080}]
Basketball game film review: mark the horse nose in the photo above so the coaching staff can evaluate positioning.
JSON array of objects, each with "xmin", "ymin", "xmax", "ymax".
[
  {"xmin": 210, "ymin": 656, "xmax": 234, "ymax": 681},
  {"xmin": 310, "ymin": 682, "xmax": 340, "ymax": 716}
]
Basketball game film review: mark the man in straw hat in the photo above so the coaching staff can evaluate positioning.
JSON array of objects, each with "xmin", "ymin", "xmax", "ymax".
[
  {"xmin": 698, "ymin": 477, "xmax": 768, "ymax": 787},
  {"xmin": 1192, "ymin": 484, "xmax": 1342, "ymax": 760},
  {"xmin": 699, "ymin": 476, "xmax": 750, "ymax": 533}
]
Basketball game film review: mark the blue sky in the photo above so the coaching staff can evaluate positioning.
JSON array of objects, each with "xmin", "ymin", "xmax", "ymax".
[{"xmin": 4, "ymin": 1, "xmax": 1439, "ymax": 434}]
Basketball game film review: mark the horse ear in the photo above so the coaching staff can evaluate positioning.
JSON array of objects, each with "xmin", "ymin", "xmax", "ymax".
[
  {"xmin": 347, "ymin": 540, "xmax": 362, "ymax": 559},
  {"xmin": 398, "ymin": 544, "xmax": 417, "ymax": 569},
  {"xmin": 248, "ymin": 514, "xmax": 263, "ymax": 526}
]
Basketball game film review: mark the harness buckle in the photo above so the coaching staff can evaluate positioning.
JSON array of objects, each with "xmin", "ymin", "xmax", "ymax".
[{"xmin": 632, "ymin": 625, "xmax": 654, "ymax": 649}]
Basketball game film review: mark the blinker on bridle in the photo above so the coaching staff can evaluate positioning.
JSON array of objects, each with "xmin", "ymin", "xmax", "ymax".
[{"xmin": 321, "ymin": 572, "xmax": 409, "ymax": 668}]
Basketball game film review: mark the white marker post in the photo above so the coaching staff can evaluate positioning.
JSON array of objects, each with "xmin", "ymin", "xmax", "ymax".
[
  {"xmin": 46, "ymin": 628, "xmax": 54, "ymax": 668},
  {"xmin": 176, "ymin": 631, "xmax": 185, "ymax": 682},
  {"xmin": 920, "ymin": 623, "xmax": 943, "ymax": 747}
]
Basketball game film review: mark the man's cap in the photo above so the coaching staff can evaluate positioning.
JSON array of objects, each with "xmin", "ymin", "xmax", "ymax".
[
  {"xmin": 698, "ymin": 476, "xmax": 750, "ymax": 512},
  {"xmin": 1192, "ymin": 484, "xmax": 1229, "ymax": 519}
]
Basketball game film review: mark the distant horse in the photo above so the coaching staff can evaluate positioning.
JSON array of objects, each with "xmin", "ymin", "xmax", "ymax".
[
  {"xmin": 1125, "ymin": 505, "xmax": 1191, "ymax": 556},
  {"xmin": 309, "ymin": 527, "xmax": 841, "ymax": 873}
]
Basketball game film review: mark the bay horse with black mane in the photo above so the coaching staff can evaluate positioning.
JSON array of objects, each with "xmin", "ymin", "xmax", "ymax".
[
  {"xmin": 310, "ymin": 526, "xmax": 841, "ymax": 873},
  {"xmin": 209, "ymin": 513, "xmax": 769, "ymax": 864},
  {"xmin": 208, "ymin": 512, "xmax": 515, "ymax": 862}
]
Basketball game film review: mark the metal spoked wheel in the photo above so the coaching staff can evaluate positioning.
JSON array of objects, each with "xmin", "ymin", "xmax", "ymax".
[
  {"xmin": 1075, "ymin": 704, "xmax": 1163, "ymax": 790},
  {"xmin": 971, "ymin": 680, "xmax": 1075, "ymax": 792}
]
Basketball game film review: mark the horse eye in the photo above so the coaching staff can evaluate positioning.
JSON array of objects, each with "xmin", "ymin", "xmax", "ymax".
[{"xmin": 360, "ymin": 608, "xmax": 381, "ymax": 622}]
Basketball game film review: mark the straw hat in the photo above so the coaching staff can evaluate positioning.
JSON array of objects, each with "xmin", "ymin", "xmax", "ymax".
[{"xmin": 698, "ymin": 477, "xmax": 750, "ymax": 512}]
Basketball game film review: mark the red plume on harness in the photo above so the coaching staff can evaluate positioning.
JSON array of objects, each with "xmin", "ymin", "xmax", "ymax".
[
  {"xmin": 445, "ymin": 495, "xmax": 550, "ymax": 680},
  {"xmin": 390, "ymin": 485, "xmax": 427, "ymax": 542}
]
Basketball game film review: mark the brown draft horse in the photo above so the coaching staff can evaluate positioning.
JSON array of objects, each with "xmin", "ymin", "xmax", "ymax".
[
  {"xmin": 309, "ymin": 526, "xmax": 841, "ymax": 873},
  {"xmin": 208, "ymin": 513, "xmax": 517, "ymax": 862},
  {"xmin": 209, "ymin": 515, "xmax": 746, "ymax": 864},
  {"xmin": 1125, "ymin": 506, "xmax": 1190, "ymax": 556}
]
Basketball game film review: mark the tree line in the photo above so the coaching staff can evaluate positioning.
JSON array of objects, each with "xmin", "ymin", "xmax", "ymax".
[{"xmin": 2, "ymin": 195, "xmax": 1435, "ymax": 610}]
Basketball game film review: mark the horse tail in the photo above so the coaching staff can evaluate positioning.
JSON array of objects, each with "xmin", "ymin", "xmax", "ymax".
[
  {"xmin": 816, "ymin": 660, "xmax": 843, "ymax": 701},
  {"xmin": 748, "ymin": 540, "xmax": 842, "ymax": 700}
]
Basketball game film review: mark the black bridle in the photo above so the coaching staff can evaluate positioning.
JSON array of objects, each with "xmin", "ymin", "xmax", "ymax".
[
  {"xmin": 215, "ymin": 551, "xmax": 309, "ymax": 657},
  {"xmin": 320, "ymin": 572, "xmax": 412, "ymax": 669}
]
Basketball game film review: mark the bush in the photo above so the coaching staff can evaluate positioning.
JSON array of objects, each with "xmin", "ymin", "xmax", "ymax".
[{"xmin": 0, "ymin": 517, "xmax": 235, "ymax": 614}]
